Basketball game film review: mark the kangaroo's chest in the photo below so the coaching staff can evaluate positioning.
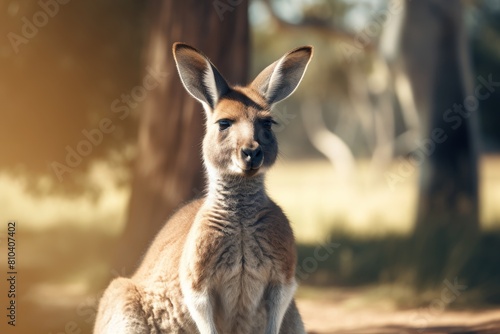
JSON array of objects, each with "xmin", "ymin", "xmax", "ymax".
[
  {"xmin": 212, "ymin": 219, "xmax": 273, "ymax": 273},
  {"xmin": 209, "ymin": 221, "xmax": 272, "ymax": 332}
]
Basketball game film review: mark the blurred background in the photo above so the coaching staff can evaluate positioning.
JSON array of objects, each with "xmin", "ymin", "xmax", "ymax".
[{"xmin": 1, "ymin": 0, "xmax": 500, "ymax": 333}]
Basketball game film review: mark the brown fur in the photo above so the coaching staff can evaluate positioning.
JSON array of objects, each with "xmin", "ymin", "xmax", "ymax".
[{"xmin": 94, "ymin": 43, "xmax": 313, "ymax": 334}]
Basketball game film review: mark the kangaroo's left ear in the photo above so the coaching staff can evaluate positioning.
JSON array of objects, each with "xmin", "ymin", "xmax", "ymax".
[
  {"xmin": 173, "ymin": 42, "xmax": 229, "ymax": 111},
  {"xmin": 251, "ymin": 46, "xmax": 313, "ymax": 106}
]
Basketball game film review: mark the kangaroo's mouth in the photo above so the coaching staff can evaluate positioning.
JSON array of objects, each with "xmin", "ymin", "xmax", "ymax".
[
  {"xmin": 242, "ymin": 168, "xmax": 260, "ymax": 177},
  {"xmin": 232, "ymin": 158, "xmax": 264, "ymax": 177}
]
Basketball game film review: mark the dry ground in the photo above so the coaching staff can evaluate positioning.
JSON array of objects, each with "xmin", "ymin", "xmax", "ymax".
[
  {"xmin": 297, "ymin": 293, "xmax": 500, "ymax": 334},
  {"xmin": 2, "ymin": 285, "xmax": 500, "ymax": 333}
]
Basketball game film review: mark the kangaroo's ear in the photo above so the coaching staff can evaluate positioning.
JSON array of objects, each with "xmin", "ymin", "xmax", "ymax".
[
  {"xmin": 173, "ymin": 42, "xmax": 229, "ymax": 111},
  {"xmin": 251, "ymin": 46, "xmax": 313, "ymax": 106}
]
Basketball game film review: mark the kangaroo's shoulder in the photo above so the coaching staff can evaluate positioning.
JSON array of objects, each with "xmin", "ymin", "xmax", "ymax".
[
  {"xmin": 265, "ymin": 198, "xmax": 293, "ymax": 228},
  {"xmin": 260, "ymin": 198, "xmax": 297, "ymax": 280},
  {"xmin": 133, "ymin": 197, "xmax": 205, "ymax": 279},
  {"xmin": 155, "ymin": 197, "xmax": 205, "ymax": 242}
]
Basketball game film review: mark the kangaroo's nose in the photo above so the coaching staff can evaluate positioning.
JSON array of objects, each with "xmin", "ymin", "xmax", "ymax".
[{"xmin": 241, "ymin": 146, "xmax": 263, "ymax": 169}]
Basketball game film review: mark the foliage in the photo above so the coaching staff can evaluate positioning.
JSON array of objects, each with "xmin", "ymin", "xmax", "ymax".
[
  {"xmin": 0, "ymin": 0, "xmax": 147, "ymax": 192},
  {"xmin": 297, "ymin": 228, "xmax": 500, "ymax": 306}
]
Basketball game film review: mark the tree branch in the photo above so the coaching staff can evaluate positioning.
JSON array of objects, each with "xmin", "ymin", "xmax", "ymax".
[{"xmin": 263, "ymin": 0, "xmax": 373, "ymax": 50}]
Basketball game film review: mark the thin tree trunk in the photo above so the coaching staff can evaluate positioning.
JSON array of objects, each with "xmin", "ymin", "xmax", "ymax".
[
  {"xmin": 114, "ymin": 0, "xmax": 249, "ymax": 275},
  {"xmin": 401, "ymin": 0, "xmax": 479, "ymax": 286}
]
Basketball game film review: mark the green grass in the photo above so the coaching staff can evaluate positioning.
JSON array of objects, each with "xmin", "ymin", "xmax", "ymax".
[
  {"xmin": 295, "ymin": 228, "xmax": 500, "ymax": 307},
  {"xmin": 2, "ymin": 156, "xmax": 500, "ymax": 241},
  {"xmin": 267, "ymin": 156, "xmax": 500, "ymax": 243}
]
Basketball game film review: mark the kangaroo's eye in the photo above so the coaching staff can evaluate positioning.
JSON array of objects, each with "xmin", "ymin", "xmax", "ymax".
[
  {"xmin": 261, "ymin": 119, "xmax": 277, "ymax": 130},
  {"xmin": 217, "ymin": 119, "xmax": 233, "ymax": 131}
]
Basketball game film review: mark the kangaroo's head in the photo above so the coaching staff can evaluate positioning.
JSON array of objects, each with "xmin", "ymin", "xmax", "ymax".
[{"xmin": 173, "ymin": 43, "xmax": 313, "ymax": 179}]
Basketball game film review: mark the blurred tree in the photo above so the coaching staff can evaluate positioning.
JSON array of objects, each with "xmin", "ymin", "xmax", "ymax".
[
  {"xmin": 0, "ymin": 1, "xmax": 144, "ymax": 190},
  {"xmin": 470, "ymin": 2, "xmax": 500, "ymax": 151},
  {"xmin": 401, "ymin": 0, "xmax": 480, "ymax": 286},
  {"xmin": 114, "ymin": 0, "xmax": 249, "ymax": 275}
]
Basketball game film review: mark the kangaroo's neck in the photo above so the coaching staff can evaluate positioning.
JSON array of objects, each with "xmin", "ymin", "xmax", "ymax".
[{"xmin": 206, "ymin": 174, "xmax": 269, "ymax": 219}]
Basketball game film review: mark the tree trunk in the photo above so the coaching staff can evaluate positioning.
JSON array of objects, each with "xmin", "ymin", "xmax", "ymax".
[
  {"xmin": 401, "ymin": 0, "xmax": 480, "ymax": 286},
  {"xmin": 114, "ymin": 0, "xmax": 249, "ymax": 275}
]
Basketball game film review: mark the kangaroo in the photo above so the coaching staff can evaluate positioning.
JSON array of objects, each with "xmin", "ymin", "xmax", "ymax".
[{"xmin": 94, "ymin": 42, "xmax": 313, "ymax": 334}]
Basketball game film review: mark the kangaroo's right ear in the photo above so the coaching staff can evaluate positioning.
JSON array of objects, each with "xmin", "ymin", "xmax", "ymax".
[
  {"xmin": 251, "ymin": 46, "xmax": 313, "ymax": 106},
  {"xmin": 173, "ymin": 42, "xmax": 229, "ymax": 111}
]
